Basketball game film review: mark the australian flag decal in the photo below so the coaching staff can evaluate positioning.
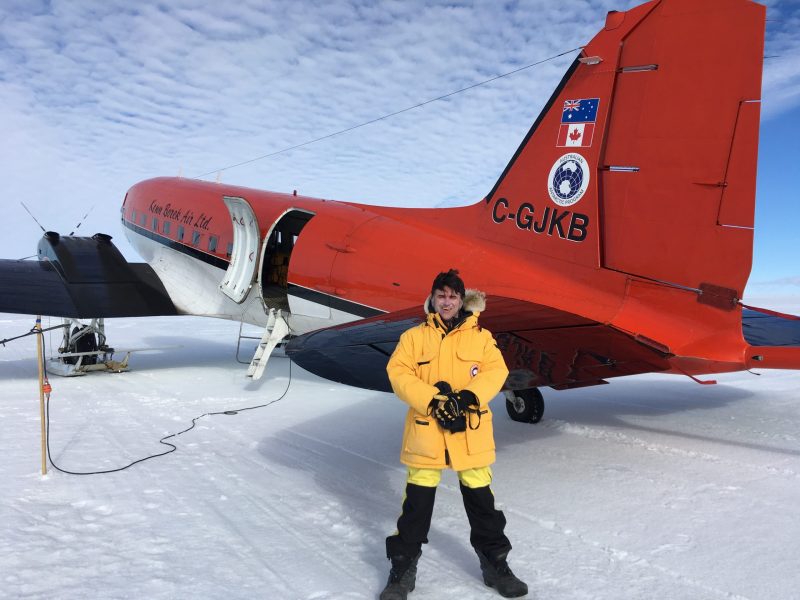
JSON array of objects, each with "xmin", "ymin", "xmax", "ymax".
[{"xmin": 556, "ymin": 98, "xmax": 599, "ymax": 148}]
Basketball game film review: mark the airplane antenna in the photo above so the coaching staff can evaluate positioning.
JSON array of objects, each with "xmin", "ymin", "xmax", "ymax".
[
  {"xmin": 20, "ymin": 201, "xmax": 46, "ymax": 233},
  {"xmin": 68, "ymin": 205, "xmax": 94, "ymax": 236},
  {"xmin": 192, "ymin": 45, "xmax": 583, "ymax": 179}
]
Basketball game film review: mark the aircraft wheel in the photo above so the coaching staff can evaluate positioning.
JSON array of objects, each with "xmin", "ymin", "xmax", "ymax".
[{"xmin": 505, "ymin": 388, "xmax": 544, "ymax": 424}]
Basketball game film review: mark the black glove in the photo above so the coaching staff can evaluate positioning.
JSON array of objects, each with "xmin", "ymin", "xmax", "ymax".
[
  {"xmin": 434, "ymin": 392, "xmax": 467, "ymax": 433},
  {"xmin": 456, "ymin": 389, "xmax": 479, "ymax": 412},
  {"xmin": 428, "ymin": 381, "xmax": 453, "ymax": 416},
  {"xmin": 434, "ymin": 381, "xmax": 452, "ymax": 395}
]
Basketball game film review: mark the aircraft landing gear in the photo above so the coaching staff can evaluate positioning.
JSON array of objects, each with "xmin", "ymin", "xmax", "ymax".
[
  {"xmin": 62, "ymin": 325, "xmax": 100, "ymax": 365},
  {"xmin": 47, "ymin": 318, "xmax": 125, "ymax": 376},
  {"xmin": 504, "ymin": 388, "xmax": 544, "ymax": 423}
]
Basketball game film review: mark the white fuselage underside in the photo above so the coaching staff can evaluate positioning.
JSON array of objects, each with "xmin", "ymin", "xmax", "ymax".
[{"xmin": 125, "ymin": 227, "xmax": 364, "ymax": 336}]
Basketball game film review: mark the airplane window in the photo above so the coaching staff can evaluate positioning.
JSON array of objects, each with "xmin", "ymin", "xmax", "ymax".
[
  {"xmin": 226, "ymin": 242, "xmax": 233, "ymax": 258},
  {"xmin": 139, "ymin": 213, "xmax": 146, "ymax": 226},
  {"xmin": 152, "ymin": 217, "xmax": 158, "ymax": 231},
  {"xmin": 163, "ymin": 221, "xmax": 171, "ymax": 235},
  {"xmin": 192, "ymin": 230, "xmax": 200, "ymax": 245},
  {"xmin": 178, "ymin": 225, "xmax": 185, "ymax": 241},
  {"xmin": 131, "ymin": 209, "xmax": 136, "ymax": 222},
  {"xmin": 208, "ymin": 235, "xmax": 218, "ymax": 252}
]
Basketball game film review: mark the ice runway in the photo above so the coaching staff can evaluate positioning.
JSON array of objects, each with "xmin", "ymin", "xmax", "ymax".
[{"xmin": 2, "ymin": 315, "xmax": 799, "ymax": 599}]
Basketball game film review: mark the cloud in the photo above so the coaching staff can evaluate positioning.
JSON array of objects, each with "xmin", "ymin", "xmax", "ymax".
[
  {"xmin": 750, "ymin": 276, "xmax": 800, "ymax": 287},
  {"xmin": 744, "ymin": 274, "xmax": 800, "ymax": 315},
  {"xmin": 0, "ymin": 0, "xmax": 797, "ymax": 276},
  {"xmin": 761, "ymin": 1, "xmax": 800, "ymax": 118}
]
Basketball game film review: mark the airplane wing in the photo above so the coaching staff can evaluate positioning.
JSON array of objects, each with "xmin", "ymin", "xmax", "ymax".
[
  {"xmin": 0, "ymin": 233, "xmax": 176, "ymax": 318},
  {"xmin": 285, "ymin": 296, "xmax": 673, "ymax": 393}
]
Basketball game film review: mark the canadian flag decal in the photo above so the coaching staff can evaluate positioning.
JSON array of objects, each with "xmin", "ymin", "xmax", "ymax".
[
  {"xmin": 557, "ymin": 122, "xmax": 595, "ymax": 147},
  {"xmin": 556, "ymin": 98, "xmax": 599, "ymax": 148}
]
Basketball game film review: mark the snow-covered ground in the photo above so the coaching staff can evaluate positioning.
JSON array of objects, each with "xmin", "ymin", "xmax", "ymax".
[{"xmin": 2, "ymin": 314, "xmax": 799, "ymax": 600}]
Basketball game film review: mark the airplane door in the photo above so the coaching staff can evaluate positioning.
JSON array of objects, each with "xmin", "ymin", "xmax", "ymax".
[
  {"xmin": 284, "ymin": 213, "xmax": 335, "ymax": 321},
  {"xmin": 220, "ymin": 196, "xmax": 260, "ymax": 303},
  {"xmin": 257, "ymin": 208, "xmax": 315, "ymax": 313},
  {"xmin": 285, "ymin": 203, "xmax": 372, "ymax": 326}
]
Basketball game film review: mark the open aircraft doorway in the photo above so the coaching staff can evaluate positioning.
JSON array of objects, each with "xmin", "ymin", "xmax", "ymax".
[{"xmin": 258, "ymin": 209, "xmax": 314, "ymax": 313}]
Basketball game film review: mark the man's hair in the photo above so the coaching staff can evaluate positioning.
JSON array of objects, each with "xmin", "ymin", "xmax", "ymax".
[{"xmin": 431, "ymin": 268, "xmax": 465, "ymax": 298}]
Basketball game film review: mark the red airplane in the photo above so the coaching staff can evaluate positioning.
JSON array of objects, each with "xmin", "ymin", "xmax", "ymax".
[{"xmin": 2, "ymin": 0, "xmax": 799, "ymax": 423}]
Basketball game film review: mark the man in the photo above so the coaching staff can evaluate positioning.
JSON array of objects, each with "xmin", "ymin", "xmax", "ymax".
[{"xmin": 381, "ymin": 269, "xmax": 528, "ymax": 599}]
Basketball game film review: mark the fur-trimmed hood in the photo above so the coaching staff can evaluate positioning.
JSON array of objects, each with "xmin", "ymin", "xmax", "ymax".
[{"xmin": 424, "ymin": 288, "xmax": 486, "ymax": 315}]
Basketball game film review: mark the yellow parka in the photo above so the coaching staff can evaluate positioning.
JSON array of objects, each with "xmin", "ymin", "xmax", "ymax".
[{"xmin": 386, "ymin": 290, "xmax": 509, "ymax": 471}]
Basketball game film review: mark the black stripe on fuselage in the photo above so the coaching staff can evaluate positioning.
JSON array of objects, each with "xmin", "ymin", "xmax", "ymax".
[
  {"xmin": 122, "ymin": 217, "xmax": 229, "ymax": 270},
  {"xmin": 287, "ymin": 284, "xmax": 384, "ymax": 319},
  {"xmin": 123, "ymin": 217, "xmax": 385, "ymax": 319}
]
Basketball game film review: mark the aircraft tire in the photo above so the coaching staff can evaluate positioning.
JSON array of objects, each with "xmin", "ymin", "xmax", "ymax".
[{"xmin": 505, "ymin": 388, "xmax": 544, "ymax": 424}]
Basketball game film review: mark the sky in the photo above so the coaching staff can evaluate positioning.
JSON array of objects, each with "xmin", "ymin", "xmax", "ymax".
[
  {"xmin": 0, "ymin": 0, "xmax": 799, "ymax": 309},
  {"xmin": 3, "ymin": 314, "xmax": 800, "ymax": 599}
]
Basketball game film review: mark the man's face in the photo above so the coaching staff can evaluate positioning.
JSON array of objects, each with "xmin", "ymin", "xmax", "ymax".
[{"xmin": 432, "ymin": 286, "xmax": 463, "ymax": 321}]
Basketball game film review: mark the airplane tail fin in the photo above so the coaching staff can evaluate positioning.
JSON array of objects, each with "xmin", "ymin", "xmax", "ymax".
[{"xmin": 479, "ymin": 0, "xmax": 765, "ymax": 300}]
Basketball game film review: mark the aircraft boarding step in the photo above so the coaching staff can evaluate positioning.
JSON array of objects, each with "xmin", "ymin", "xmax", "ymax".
[{"xmin": 247, "ymin": 309, "xmax": 290, "ymax": 380}]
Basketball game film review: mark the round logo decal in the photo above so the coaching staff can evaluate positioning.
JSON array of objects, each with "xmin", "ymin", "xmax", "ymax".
[
  {"xmin": 547, "ymin": 153, "xmax": 590, "ymax": 206},
  {"xmin": 470, "ymin": 364, "xmax": 479, "ymax": 378}
]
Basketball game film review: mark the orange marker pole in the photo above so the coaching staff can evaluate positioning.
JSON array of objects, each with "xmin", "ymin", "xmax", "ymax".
[{"xmin": 35, "ymin": 316, "xmax": 47, "ymax": 476}]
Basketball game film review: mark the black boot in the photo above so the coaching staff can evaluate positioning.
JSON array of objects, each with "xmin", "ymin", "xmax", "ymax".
[
  {"xmin": 476, "ymin": 549, "xmax": 528, "ymax": 598},
  {"xmin": 381, "ymin": 482, "xmax": 435, "ymax": 599},
  {"xmin": 379, "ymin": 551, "xmax": 421, "ymax": 600}
]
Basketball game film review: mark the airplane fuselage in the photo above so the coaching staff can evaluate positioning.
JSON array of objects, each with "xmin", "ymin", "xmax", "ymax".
[{"xmin": 122, "ymin": 175, "xmax": 768, "ymax": 379}]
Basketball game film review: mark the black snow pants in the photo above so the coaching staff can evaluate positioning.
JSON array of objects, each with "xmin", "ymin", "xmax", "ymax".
[{"xmin": 386, "ymin": 481, "xmax": 512, "ymax": 561}]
